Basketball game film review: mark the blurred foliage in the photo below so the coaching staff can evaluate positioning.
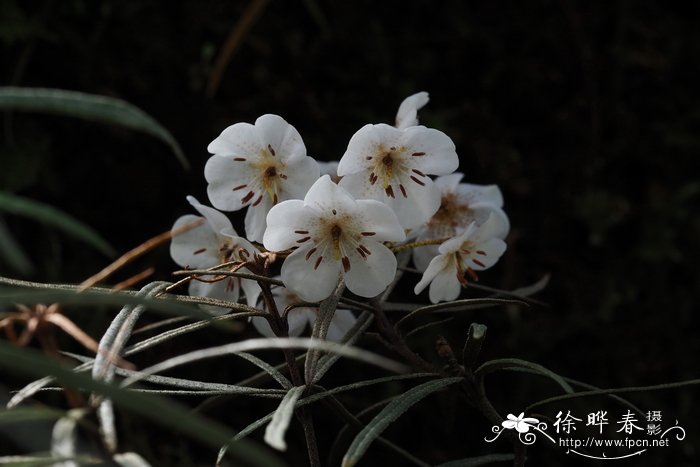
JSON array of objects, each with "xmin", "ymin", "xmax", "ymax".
[{"xmin": 1, "ymin": 0, "xmax": 699, "ymax": 465}]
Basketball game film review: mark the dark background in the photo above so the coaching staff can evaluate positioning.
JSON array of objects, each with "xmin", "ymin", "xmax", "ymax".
[{"xmin": 1, "ymin": 1, "xmax": 699, "ymax": 465}]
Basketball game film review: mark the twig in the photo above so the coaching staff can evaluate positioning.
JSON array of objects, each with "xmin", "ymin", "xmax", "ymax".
[
  {"xmin": 205, "ymin": 0, "xmax": 271, "ymax": 98},
  {"xmin": 79, "ymin": 218, "xmax": 204, "ymax": 291}
]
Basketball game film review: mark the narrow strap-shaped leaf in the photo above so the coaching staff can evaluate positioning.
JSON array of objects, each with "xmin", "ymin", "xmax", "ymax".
[
  {"xmin": 323, "ymin": 392, "xmax": 430, "ymax": 467},
  {"xmin": 0, "ymin": 215, "xmax": 33, "ymax": 274},
  {"xmin": 113, "ymin": 452, "xmax": 152, "ymax": 467},
  {"xmin": 0, "ymin": 284, "xmax": 203, "ymax": 319},
  {"xmin": 91, "ymin": 281, "xmax": 169, "ymax": 452},
  {"xmin": 124, "ymin": 312, "xmax": 264, "ymax": 355},
  {"xmin": 235, "ymin": 352, "xmax": 292, "ymax": 390},
  {"xmin": 396, "ymin": 297, "xmax": 528, "ymax": 328},
  {"xmin": 462, "ymin": 323, "xmax": 487, "ymax": 370},
  {"xmin": 67, "ymin": 353, "xmax": 287, "ymax": 395},
  {"xmin": 0, "ymin": 192, "xmax": 114, "ymax": 257},
  {"xmin": 312, "ymin": 310, "xmax": 373, "ymax": 383},
  {"xmin": 0, "ymin": 87, "xmax": 188, "ymax": 169},
  {"xmin": 0, "ymin": 407, "xmax": 64, "ymax": 424},
  {"xmin": 0, "ymin": 454, "xmax": 98, "ymax": 466},
  {"xmin": 93, "ymin": 282, "xmax": 167, "ymax": 382},
  {"xmin": 217, "ymin": 373, "xmax": 435, "ymax": 465},
  {"xmin": 51, "ymin": 409, "xmax": 88, "ymax": 467},
  {"xmin": 342, "ymin": 377, "xmax": 463, "ymax": 467},
  {"xmin": 0, "ymin": 340, "xmax": 285, "ymax": 467},
  {"xmin": 304, "ymin": 282, "xmax": 344, "ymax": 384},
  {"xmin": 121, "ymin": 337, "xmax": 408, "ymax": 389},
  {"xmin": 474, "ymin": 358, "xmax": 574, "ymax": 394},
  {"xmin": 264, "ymin": 386, "xmax": 305, "ymax": 451}
]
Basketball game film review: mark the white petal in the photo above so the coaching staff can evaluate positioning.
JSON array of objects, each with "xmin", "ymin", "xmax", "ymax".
[
  {"xmin": 414, "ymin": 254, "xmax": 449, "ymax": 295},
  {"xmin": 337, "ymin": 124, "xmax": 398, "ymax": 175},
  {"xmin": 339, "ymin": 171, "xmax": 441, "ymax": 230},
  {"xmin": 280, "ymin": 246, "xmax": 341, "ymax": 302},
  {"xmin": 239, "ymin": 278, "xmax": 261, "ymax": 308},
  {"xmin": 401, "ymin": 126, "xmax": 459, "ymax": 175},
  {"xmin": 188, "ymin": 278, "xmax": 239, "ymax": 315},
  {"xmin": 468, "ymin": 203, "xmax": 510, "ymax": 239},
  {"xmin": 456, "ymin": 183, "xmax": 504, "ymax": 207},
  {"xmin": 390, "ymin": 177, "xmax": 442, "ymax": 230},
  {"xmin": 251, "ymin": 316, "xmax": 276, "ymax": 337},
  {"xmin": 220, "ymin": 230, "xmax": 259, "ymax": 256},
  {"xmin": 434, "ymin": 173, "xmax": 464, "ymax": 192},
  {"xmin": 254, "ymin": 114, "xmax": 306, "ymax": 161},
  {"xmin": 395, "ymin": 91, "xmax": 429, "ymax": 130},
  {"xmin": 244, "ymin": 195, "xmax": 273, "ymax": 243},
  {"xmin": 287, "ymin": 308, "xmax": 315, "ymax": 336},
  {"xmin": 325, "ymin": 309, "xmax": 357, "ymax": 342},
  {"xmin": 207, "ymin": 122, "xmax": 262, "ymax": 156},
  {"xmin": 473, "ymin": 213, "xmax": 509, "ymax": 244},
  {"xmin": 303, "ymin": 175, "xmax": 357, "ymax": 214},
  {"xmin": 464, "ymin": 238, "xmax": 506, "ymax": 271},
  {"xmin": 343, "ymin": 243, "xmax": 397, "ymax": 298},
  {"xmin": 186, "ymin": 196, "xmax": 234, "ymax": 236},
  {"xmin": 439, "ymin": 223, "xmax": 478, "ymax": 255},
  {"xmin": 354, "ymin": 200, "xmax": 406, "ymax": 242},
  {"xmin": 170, "ymin": 214, "xmax": 219, "ymax": 269},
  {"xmin": 204, "ymin": 155, "xmax": 260, "ymax": 211},
  {"xmin": 337, "ymin": 171, "xmax": 383, "ymax": 201},
  {"xmin": 264, "ymin": 200, "xmax": 317, "ymax": 251},
  {"xmin": 282, "ymin": 155, "xmax": 320, "ymax": 199},
  {"xmin": 412, "ymin": 243, "xmax": 440, "ymax": 272},
  {"xmin": 428, "ymin": 265, "xmax": 462, "ymax": 303},
  {"xmin": 502, "ymin": 420, "xmax": 517, "ymax": 429}
]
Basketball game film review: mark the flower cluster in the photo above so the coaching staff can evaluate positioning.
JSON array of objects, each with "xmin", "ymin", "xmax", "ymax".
[{"xmin": 170, "ymin": 92, "xmax": 510, "ymax": 339}]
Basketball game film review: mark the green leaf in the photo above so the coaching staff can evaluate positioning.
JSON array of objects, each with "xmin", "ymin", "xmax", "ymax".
[
  {"xmin": 217, "ymin": 373, "xmax": 437, "ymax": 465},
  {"xmin": 0, "ymin": 407, "xmax": 64, "ymax": 425},
  {"xmin": 395, "ymin": 298, "xmax": 527, "ymax": 328},
  {"xmin": 313, "ymin": 310, "xmax": 374, "ymax": 383},
  {"xmin": 0, "ymin": 341, "xmax": 285, "ymax": 467},
  {"xmin": 121, "ymin": 337, "xmax": 407, "ymax": 390},
  {"xmin": 263, "ymin": 386, "xmax": 305, "ymax": 451},
  {"xmin": 51, "ymin": 408, "xmax": 89, "ymax": 467},
  {"xmin": 0, "ymin": 454, "xmax": 99, "ymax": 466},
  {"xmin": 112, "ymin": 452, "xmax": 152, "ymax": 467},
  {"xmin": 66, "ymin": 352, "xmax": 288, "ymax": 396},
  {"xmin": 0, "ymin": 87, "xmax": 188, "ymax": 169},
  {"xmin": 474, "ymin": 358, "xmax": 574, "ymax": 394},
  {"xmin": 0, "ymin": 216, "xmax": 33, "ymax": 274},
  {"xmin": 304, "ymin": 282, "xmax": 344, "ymax": 384},
  {"xmin": 0, "ymin": 192, "xmax": 114, "ymax": 257},
  {"xmin": 341, "ymin": 377, "xmax": 463, "ymax": 467},
  {"xmin": 462, "ymin": 323, "xmax": 487, "ymax": 370}
]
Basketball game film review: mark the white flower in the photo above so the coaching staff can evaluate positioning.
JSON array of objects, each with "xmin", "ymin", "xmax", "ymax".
[
  {"xmin": 337, "ymin": 123, "xmax": 459, "ymax": 230},
  {"xmin": 204, "ymin": 114, "xmax": 320, "ymax": 242},
  {"xmin": 395, "ymin": 91, "xmax": 429, "ymax": 130},
  {"xmin": 251, "ymin": 282, "xmax": 357, "ymax": 342},
  {"xmin": 264, "ymin": 175, "xmax": 406, "ymax": 302},
  {"xmin": 170, "ymin": 196, "xmax": 261, "ymax": 314},
  {"xmin": 502, "ymin": 413, "xmax": 540, "ymax": 433},
  {"xmin": 414, "ymin": 214, "xmax": 507, "ymax": 303},
  {"xmin": 412, "ymin": 173, "xmax": 510, "ymax": 271}
]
